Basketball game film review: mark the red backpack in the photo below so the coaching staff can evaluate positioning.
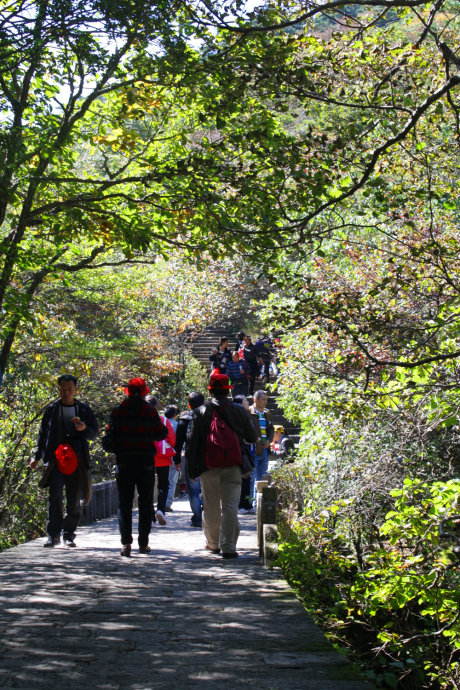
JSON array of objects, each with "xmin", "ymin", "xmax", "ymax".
[{"xmin": 206, "ymin": 409, "xmax": 242, "ymax": 469}]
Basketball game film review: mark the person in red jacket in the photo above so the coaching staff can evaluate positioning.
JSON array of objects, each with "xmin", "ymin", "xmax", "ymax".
[{"xmin": 148, "ymin": 397, "xmax": 176, "ymax": 526}]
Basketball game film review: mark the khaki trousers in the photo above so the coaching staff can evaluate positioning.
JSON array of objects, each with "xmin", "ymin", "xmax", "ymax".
[{"xmin": 200, "ymin": 465, "xmax": 242, "ymax": 553}]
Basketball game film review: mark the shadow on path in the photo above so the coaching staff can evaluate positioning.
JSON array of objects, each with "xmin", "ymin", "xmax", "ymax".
[{"xmin": 0, "ymin": 497, "xmax": 373, "ymax": 689}]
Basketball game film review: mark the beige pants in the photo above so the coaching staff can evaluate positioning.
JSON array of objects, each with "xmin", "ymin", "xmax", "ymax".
[{"xmin": 200, "ymin": 465, "xmax": 242, "ymax": 553}]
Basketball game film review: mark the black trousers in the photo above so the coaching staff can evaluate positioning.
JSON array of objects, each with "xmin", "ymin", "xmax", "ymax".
[
  {"xmin": 232, "ymin": 379, "xmax": 249, "ymax": 397},
  {"xmin": 155, "ymin": 465, "xmax": 170, "ymax": 514},
  {"xmin": 239, "ymin": 475, "xmax": 252, "ymax": 510},
  {"xmin": 116, "ymin": 464, "xmax": 155, "ymax": 548},
  {"xmin": 47, "ymin": 466, "xmax": 81, "ymax": 540},
  {"xmin": 260, "ymin": 358, "xmax": 271, "ymax": 382},
  {"xmin": 247, "ymin": 363, "xmax": 259, "ymax": 395}
]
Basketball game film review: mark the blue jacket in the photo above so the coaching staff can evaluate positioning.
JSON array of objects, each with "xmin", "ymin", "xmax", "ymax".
[{"xmin": 226, "ymin": 359, "xmax": 249, "ymax": 383}]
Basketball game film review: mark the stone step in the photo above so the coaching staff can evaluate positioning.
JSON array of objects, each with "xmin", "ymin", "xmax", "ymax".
[{"xmin": 190, "ymin": 326, "xmax": 301, "ymax": 449}]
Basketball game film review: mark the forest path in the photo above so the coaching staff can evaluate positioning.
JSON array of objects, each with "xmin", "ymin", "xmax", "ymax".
[{"xmin": 0, "ymin": 497, "xmax": 373, "ymax": 689}]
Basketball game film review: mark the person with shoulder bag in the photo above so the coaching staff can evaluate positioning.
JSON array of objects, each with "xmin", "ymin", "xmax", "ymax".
[
  {"xmin": 29, "ymin": 374, "xmax": 98, "ymax": 548},
  {"xmin": 186, "ymin": 370, "xmax": 257, "ymax": 559}
]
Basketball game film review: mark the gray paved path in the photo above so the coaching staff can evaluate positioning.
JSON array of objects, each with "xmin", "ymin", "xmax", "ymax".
[{"xmin": 0, "ymin": 497, "xmax": 373, "ymax": 689}]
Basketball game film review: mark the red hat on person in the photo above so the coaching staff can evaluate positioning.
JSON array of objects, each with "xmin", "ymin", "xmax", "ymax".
[
  {"xmin": 207, "ymin": 368, "xmax": 233, "ymax": 391},
  {"xmin": 124, "ymin": 377, "xmax": 150, "ymax": 397},
  {"xmin": 55, "ymin": 444, "xmax": 78, "ymax": 475}
]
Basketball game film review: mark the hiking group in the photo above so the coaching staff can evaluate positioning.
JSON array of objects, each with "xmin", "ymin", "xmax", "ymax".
[{"xmin": 30, "ymin": 331, "xmax": 293, "ymax": 558}]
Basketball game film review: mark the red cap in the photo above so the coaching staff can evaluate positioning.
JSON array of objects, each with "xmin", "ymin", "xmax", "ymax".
[
  {"xmin": 124, "ymin": 377, "xmax": 150, "ymax": 397},
  {"xmin": 207, "ymin": 368, "xmax": 233, "ymax": 391},
  {"xmin": 55, "ymin": 444, "xmax": 78, "ymax": 475}
]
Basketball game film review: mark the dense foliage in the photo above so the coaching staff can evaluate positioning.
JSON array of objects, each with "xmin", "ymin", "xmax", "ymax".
[{"xmin": 0, "ymin": 0, "xmax": 459, "ymax": 684}]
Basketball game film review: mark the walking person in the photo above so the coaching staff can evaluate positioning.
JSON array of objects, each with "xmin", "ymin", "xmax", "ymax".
[
  {"xmin": 209, "ymin": 336, "xmax": 232, "ymax": 374},
  {"xmin": 249, "ymin": 390, "xmax": 274, "ymax": 503},
  {"xmin": 173, "ymin": 392, "xmax": 205, "ymax": 527},
  {"xmin": 233, "ymin": 394, "xmax": 255, "ymax": 514},
  {"xmin": 152, "ymin": 400, "xmax": 176, "ymax": 526},
  {"xmin": 29, "ymin": 374, "xmax": 98, "ymax": 548},
  {"xmin": 255, "ymin": 332, "xmax": 275, "ymax": 385},
  {"xmin": 164, "ymin": 405, "xmax": 180, "ymax": 512},
  {"xmin": 226, "ymin": 351, "xmax": 249, "ymax": 397},
  {"xmin": 186, "ymin": 370, "xmax": 257, "ymax": 558},
  {"xmin": 270, "ymin": 425, "xmax": 294, "ymax": 463},
  {"xmin": 106, "ymin": 377, "xmax": 168, "ymax": 556},
  {"xmin": 235, "ymin": 331, "xmax": 245, "ymax": 353},
  {"xmin": 242, "ymin": 335, "xmax": 259, "ymax": 396}
]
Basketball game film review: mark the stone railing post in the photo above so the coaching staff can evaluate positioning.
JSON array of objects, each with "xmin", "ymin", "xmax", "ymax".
[{"xmin": 256, "ymin": 474, "xmax": 278, "ymax": 563}]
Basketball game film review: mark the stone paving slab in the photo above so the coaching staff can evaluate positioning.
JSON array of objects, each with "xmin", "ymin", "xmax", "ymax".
[{"xmin": 0, "ymin": 497, "xmax": 374, "ymax": 689}]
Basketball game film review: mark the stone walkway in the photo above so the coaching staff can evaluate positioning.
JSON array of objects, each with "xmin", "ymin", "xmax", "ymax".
[{"xmin": 0, "ymin": 498, "xmax": 373, "ymax": 689}]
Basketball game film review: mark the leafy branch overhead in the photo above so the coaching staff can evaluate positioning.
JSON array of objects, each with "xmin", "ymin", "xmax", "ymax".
[{"xmin": 1, "ymin": 0, "xmax": 460, "ymax": 375}]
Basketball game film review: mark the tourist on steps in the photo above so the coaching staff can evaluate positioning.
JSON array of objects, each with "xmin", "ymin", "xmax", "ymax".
[
  {"xmin": 235, "ymin": 330, "xmax": 245, "ymax": 353},
  {"xmin": 270, "ymin": 425, "xmax": 294, "ymax": 464},
  {"xmin": 255, "ymin": 332, "xmax": 275, "ymax": 385},
  {"xmin": 242, "ymin": 335, "xmax": 259, "ymax": 396},
  {"xmin": 150, "ymin": 397, "xmax": 176, "ymax": 526},
  {"xmin": 233, "ymin": 394, "xmax": 256, "ymax": 515},
  {"xmin": 209, "ymin": 336, "xmax": 232, "ymax": 374},
  {"xmin": 226, "ymin": 351, "xmax": 250, "ymax": 397}
]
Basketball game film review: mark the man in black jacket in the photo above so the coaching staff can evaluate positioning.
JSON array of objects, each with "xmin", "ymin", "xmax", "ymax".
[
  {"xmin": 173, "ymin": 391, "xmax": 205, "ymax": 527},
  {"xmin": 30, "ymin": 374, "xmax": 98, "ymax": 548},
  {"xmin": 186, "ymin": 370, "xmax": 257, "ymax": 558},
  {"xmin": 242, "ymin": 335, "xmax": 259, "ymax": 396}
]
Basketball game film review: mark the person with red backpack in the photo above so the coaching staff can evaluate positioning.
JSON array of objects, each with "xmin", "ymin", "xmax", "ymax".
[{"xmin": 186, "ymin": 369, "xmax": 257, "ymax": 559}]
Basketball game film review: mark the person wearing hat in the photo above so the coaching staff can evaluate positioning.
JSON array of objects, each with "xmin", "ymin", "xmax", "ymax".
[
  {"xmin": 270, "ymin": 425, "xmax": 294, "ymax": 463},
  {"xmin": 106, "ymin": 377, "xmax": 168, "ymax": 557},
  {"xmin": 29, "ymin": 374, "xmax": 98, "ymax": 548},
  {"xmin": 235, "ymin": 331, "xmax": 245, "ymax": 353},
  {"xmin": 186, "ymin": 369, "xmax": 257, "ymax": 558}
]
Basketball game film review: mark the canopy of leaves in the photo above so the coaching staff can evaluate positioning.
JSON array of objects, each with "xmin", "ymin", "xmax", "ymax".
[{"xmin": 2, "ymin": 0, "xmax": 460, "ymax": 377}]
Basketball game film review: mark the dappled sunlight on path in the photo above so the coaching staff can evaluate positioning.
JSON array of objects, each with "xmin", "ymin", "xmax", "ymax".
[{"xmin": 0, "ymin": 497, "xmax": 373, "ymax": 689}]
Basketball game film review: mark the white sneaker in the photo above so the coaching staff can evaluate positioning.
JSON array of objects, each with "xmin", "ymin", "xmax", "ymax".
[{"xmin": 156, "ymin": 510, "xmax": 166, "ymax": 525}]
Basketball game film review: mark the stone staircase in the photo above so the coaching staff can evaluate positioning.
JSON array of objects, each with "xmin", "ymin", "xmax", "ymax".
[{"xmin": 189, "ymin": 326, "xmax": 301, "ymax": 446}]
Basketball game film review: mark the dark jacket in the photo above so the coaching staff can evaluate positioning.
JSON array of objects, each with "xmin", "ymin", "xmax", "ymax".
[
  {"xmin": 34, "ymin": 398, "xmax": 98, "ymax": 468},
  {"xmin": 249, "ymin": 405, "xmax": 274, "ymax": 456},
  {"xmin": 242, "ymin": 342, "xmax": 258, "ymax": 373},
  {"xmin": 108, "ymin": 396, "xmax": 168, "ymax": 464},
  {"xmin": 255, "ymin": 336, "xmax": 275, "ymax": 361},
  {"xmin": 173, "ymin": 410, "xmax": 193, "ymax": 465},
  {"xmin": 271, "ymin": 434, "xmax": 294, "ymax": 461},
  {"xmin": 209, "ymin": 347, "xmax": 232, "ymax": 373},
  {"xmin": 186, "ymin": 397, "xmax": 258, "ymax": 478}
]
